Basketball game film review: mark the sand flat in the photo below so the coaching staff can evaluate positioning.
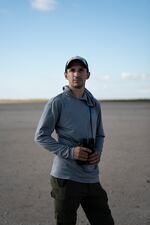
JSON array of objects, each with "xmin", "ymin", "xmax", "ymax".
[{"xmin": 0, "ymin": 101, "xmax": 150, "ymax": 225}]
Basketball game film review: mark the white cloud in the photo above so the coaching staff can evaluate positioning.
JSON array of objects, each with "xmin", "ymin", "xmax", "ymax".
[
  {"xmin": 138, "ymin": 88, "xmax": 150, "ymax": 94},
  {"xmin": 31, "ymin": 0, "xmax": 57, "ymax": 11},
  {"xmin": 140, "ymin": 73, "xmax": 150, "ymax": 80},
  {"xmin": 96, "ymin": 75, "xmax": 111, "ymax": 81},
  {"xmin": 121, "ymin": 72, "xmax": 150, "ymax": 80},
  {"xmin": 121, "ymin": 72, "xmax": 132, "ymax": 80}
]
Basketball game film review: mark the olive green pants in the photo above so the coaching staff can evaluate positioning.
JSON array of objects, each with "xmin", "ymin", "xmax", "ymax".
[{"xmin": 50, "ymin": 176, "xmax": 114, "ymax": 225}]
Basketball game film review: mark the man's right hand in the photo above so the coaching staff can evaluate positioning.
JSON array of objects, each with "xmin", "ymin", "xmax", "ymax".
[{"xmin": 73, "ymin": 146, "xmax": 92, "ymax": 161}]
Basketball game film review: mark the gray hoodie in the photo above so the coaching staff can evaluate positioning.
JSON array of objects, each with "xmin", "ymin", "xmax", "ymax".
[{"xmin": 34, "ymin": 86, "xmax": 105, "ymax": 183}]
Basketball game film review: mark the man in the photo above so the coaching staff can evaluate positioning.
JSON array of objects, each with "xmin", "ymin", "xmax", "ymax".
[{"xmin": 34, "ymin": 56, "xmax": 114, "ymax": 225}]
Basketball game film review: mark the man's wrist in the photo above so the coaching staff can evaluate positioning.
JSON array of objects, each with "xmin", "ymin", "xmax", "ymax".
[{"xmin": 70, "ymin": 147, "xmax": 75, "ymax": 159}]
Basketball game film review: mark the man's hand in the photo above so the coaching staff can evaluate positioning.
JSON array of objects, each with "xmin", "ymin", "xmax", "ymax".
[
  {"xmin": 73, "ymin": 146, "xmax": 92, "ymax": 161},
  {"xmin": 88, "ymin": 152, "xmax": 101, "ymax": 165}
]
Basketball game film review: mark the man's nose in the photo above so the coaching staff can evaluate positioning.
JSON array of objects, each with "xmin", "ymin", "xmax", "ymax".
[{"xmin": 73, "ymin": 71, "xmax": 80, "ymax": 77}]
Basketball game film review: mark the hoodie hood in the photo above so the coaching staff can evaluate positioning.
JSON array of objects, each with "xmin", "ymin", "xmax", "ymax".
[{"xmin": 63, "ymin": 85, "xmax": 96, "ymax": 107}]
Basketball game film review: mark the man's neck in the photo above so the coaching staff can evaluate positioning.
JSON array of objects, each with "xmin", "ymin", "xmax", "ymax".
[{"xmin": 69, "ymin": 86, "xmax": 85, "ymax": 98}]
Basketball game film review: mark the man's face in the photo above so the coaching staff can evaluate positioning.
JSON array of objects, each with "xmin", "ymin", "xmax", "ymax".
[{"xmin": 64, "ymin": 61, "xmax": 90, "ymax": 89}]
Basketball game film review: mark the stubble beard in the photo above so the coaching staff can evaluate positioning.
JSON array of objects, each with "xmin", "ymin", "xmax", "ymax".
[
  {"xmin": 73, "ymin": 82, "xmax": 85, "ymax": 89},
  {"xmin": 72, "ymin": 79, "xmax": 85, "ymax": 89}
]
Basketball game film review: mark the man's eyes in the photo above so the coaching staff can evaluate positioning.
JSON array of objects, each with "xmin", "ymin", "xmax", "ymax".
[{"xmin": 69, "ymin": 68, "xmax": 84, "ymax": 73}]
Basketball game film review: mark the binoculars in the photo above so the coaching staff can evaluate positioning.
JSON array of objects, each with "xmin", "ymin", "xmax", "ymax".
[
  {"xmin": 79, "ymin": 138, "xmax": 95, "ymax": 153},
  {"xmin": 77, "ymin": 138, "xmax": 95, "ymax": 165}
]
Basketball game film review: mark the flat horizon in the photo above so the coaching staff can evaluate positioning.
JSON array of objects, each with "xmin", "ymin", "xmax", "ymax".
[{"xmin": 0, "ymin": 98, "xmax": 150, "ymax": 104}]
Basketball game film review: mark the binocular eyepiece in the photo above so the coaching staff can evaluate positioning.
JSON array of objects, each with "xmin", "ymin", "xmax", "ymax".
[{"xmin": 79, "ymin": 138, "xmax": 95, "ymax": 152}]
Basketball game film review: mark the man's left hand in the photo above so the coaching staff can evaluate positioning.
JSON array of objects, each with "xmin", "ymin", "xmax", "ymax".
[{"xmin": 88, "ymin": 152, "xmax": 101, "ymax": 165}]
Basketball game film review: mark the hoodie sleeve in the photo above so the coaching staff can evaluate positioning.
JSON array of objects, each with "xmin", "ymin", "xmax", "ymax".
[
  {"xmin": 94, "ymin": 103, "xmax": 105, "ymax": 153},
  {"xmin": 34, "ymin": 97, "xmax": 73, "ymax": 159}
]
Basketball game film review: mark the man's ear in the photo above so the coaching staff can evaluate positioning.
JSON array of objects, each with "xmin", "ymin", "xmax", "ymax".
[
  {"xmin": 87, "ymin": 72, "xmax": 90, "ymax": 79},
  {"xmin": 64, "ymin": 72, "xmax": 68, "ymax": 79}
]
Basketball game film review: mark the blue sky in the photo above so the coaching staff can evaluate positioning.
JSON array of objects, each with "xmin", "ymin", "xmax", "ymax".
[{"xmin": 0, "ymin": 0, "xmax": 150, "ymax": 99}]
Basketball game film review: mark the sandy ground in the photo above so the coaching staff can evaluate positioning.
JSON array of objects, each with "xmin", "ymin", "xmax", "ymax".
[{"xmin": 0, "ymin": 101, "xmax": 150, "ymax": 225}]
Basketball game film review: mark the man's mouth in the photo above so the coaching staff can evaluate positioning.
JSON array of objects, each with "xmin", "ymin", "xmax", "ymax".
[{"xmin": 73, "ymin": 78, "xmax": 82, "ymax": 82}]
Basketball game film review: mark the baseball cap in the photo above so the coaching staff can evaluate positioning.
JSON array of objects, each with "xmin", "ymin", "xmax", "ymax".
[{"xmin": 65, "ymin": 56, "xmax": 89, "ymax": 72}]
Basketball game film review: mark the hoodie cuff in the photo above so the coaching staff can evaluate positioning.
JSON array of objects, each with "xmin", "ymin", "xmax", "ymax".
[{"xmin": 70, "ymin": 147, "xmax": 75, "ymax": 159}]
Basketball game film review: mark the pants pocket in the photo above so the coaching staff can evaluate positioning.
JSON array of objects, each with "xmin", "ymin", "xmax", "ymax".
[{"xmin": 50, "ymin": 176, "xmax": 68, "ymax": 200}]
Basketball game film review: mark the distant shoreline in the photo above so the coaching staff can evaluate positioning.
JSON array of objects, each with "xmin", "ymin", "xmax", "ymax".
[
  {"xmin": 0, "ymin": 99, "xmax": 48, "ymax": 104},
  {"xmin": 0, "ymin": 98, "xmax": 149, "ymax": 104}
]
